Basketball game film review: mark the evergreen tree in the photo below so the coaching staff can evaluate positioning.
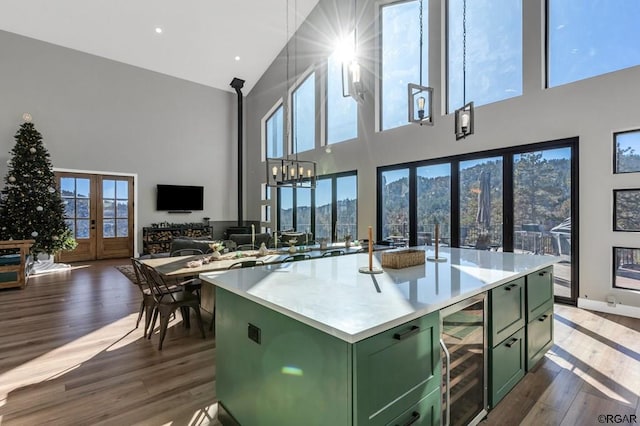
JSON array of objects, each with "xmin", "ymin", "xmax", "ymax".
[{"xmin": 0, "ymin": 118, "xmax": 76, "ymax": 255}]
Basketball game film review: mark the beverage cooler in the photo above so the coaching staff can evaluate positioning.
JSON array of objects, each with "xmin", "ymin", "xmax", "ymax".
[{"xmin": 440, "ymin": 294, "xmax": 488, "ymax": 426}]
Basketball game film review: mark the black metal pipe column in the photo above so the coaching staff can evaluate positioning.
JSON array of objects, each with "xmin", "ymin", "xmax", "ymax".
[{"xmin": 230, "ymin": 78, "xmax": 245, "ymax": 226}]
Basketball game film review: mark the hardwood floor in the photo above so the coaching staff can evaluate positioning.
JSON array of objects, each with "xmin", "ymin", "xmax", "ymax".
[{"xmin": 0, "ymin": 259, "xmax": 638, "ymax": 425}]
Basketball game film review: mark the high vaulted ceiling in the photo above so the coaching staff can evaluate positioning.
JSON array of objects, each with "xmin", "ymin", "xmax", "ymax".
[{"xmin": 0, "ymin": 0, "xmax": 320, "ymax": 94}]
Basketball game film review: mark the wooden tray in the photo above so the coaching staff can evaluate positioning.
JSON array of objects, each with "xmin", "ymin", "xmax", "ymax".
[{"xmin": 381, "ymin": 249, "xmax": 425, "ymax": 269}]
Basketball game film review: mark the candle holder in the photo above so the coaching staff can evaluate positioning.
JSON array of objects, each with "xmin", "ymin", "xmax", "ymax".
[
  {"xmin": 427, "ymin": 222, "xmax": 447, "ymax": 262},
  {"xmin": 359, "ymin": 226, "xmax": 383, "ymax": 274},
  {"xmin": 426, "ymin": 255, "xmax": 447, "ymax": 262}
]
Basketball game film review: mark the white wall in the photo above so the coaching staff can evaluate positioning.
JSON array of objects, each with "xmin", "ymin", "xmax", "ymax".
[
  {"xmin": 0, "ymin": 30, "xmax": 237, "ymax": 253},
  {"xmin": 244, "ymin": 0, "xmax": 640, "ymax": 309}
]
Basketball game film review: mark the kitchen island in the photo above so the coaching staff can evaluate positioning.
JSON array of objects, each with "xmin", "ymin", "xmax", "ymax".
[{"xmin": 201, "ymin": 247, "xmax": 556, "ymax": 426}]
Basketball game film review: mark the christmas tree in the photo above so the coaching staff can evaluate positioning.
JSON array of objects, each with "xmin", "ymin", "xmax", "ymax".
[{"xmin": 0, "ymin": 116, "xmax": 76, "ymax": 255}]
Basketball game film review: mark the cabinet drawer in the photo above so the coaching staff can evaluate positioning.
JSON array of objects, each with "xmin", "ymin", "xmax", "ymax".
[
  {"xmin": 385, "ymin": 387, "xmax": 441, "ymax": 426},
  {"xmin": 527, "ymin": 267, "xmax": 553, "ymax": 322},
  {"xmin": 527, "ymin": 309, "xmax": 553, "ymax": 371},
  {"xmin": 490, "ymin": 328, "xmax": 525, "ymax": 408},
  {"xmin": 490, "ymin": 277, "xmax": 525, "ymax": 347},
  {"xmin": 354, "ymin": 312, "xmax": 440, "ymax": 425}
]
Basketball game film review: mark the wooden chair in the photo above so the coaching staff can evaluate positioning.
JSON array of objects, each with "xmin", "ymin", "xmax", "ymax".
[
  {"xmin": 208, "ymin": 259, "xmax": 265, "ymax": 332},
  {"xmin": 140, "ymin": 263, "xmax": 205, "ymax": 350},
  {"xmin": 282, "ymin": 254, "xmax": 311, "ymax": 262},
  {"xmin": 130, "ymin": 258, "xmax": 183, "ymax": 337},
  {"xmin": 321, "ymin": 250, "xmax": 344, "ymax": 257},
  {"xmin": 228, "ymin": 260, "xmax": 264, "ymax": 269}
]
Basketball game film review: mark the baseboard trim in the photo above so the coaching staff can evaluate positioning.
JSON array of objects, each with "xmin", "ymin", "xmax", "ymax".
[{"xmin": 577, "ymin": 298, "xmax": 640, "ymax": 319}]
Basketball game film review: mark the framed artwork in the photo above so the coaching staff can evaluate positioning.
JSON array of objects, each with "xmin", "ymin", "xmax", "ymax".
[
  {"xmin": 613, "ymin": 247, "xmax": 640, "ymax": 291},
  {"xmin": 613, "ymin": 189, "xmax": 640, "ymax": 231},
  {"xmin": 614, "ymin": 129, "xmax": 640, "ymax": 174}
]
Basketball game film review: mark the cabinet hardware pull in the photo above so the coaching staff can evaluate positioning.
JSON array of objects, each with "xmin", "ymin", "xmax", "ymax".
[
  {"xmin": 398, "ymin": 411, "xmax": 421, "ymax": 426},
  {"xmin": 538, "ymin": 314, "xmax": 549, "ymax": 322},
  {"xmin": 505, "ymin": 337, "xmax": 518, "ymax": 348},
  {"xmin": 538, "ymin": 271, "xmax": 547, "ymax": 276},
  {"xmin": 440, "ymin": 339, "xmax": 451, "ymax": 426},
  {"xmin": 505, "ymin": 283, "xmax": 518, "ymax": 291},
  {"xmin": 393, "ymin": 325, "xmax": 420, "ymax": 340}
]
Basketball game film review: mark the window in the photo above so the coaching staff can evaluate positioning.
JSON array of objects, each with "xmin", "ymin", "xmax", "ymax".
[
  {"xmin": 417, "ymin": 164, "xmax": 451, "ymax": 245},
  {"xmin": 291, "ymin": 72, "xmax": 316, "ymax": 153},
  {"xmin": 548, "ymin": 0, "xmax": 640, "ymax": 88},
  {"xmin": 381, "ymin": 168, "xmax": 410, "ymax": 242},
  {"xmin": 377, "ymin": 139, "xmax": 577, "ymax": 303},
  {"xmin": 327, "ymin": 38, "xmax": 357, "ymax": 144},
  {"xmin": 613, "ymin": 247, "xmax": 640, "ymax": 291},
  {"xmin": 277, "ymin": 172, "xmax": 357, "ymax": 240},
  {"xmin": 447, "ymin": 0, "xmax": 522, "ymax": 111},
  {"xmin": 264, "ymin": 103, "xmax": 284, "ymax": 160},
  {"xmin": 336, "ymin": 175, "xmax": 358, "ymax": 240},
  {"xmin": 380, "ymin": 0, "xmax": 428, "ymax": 131},
  {"xmin": 614, "ymin": 129, "xmax": 640, "ymax": 174},
  {"xmin": 296, "ymin": 188, "xmax": 312, "ymax": 234},
  {"xmin": 459, "ymin": 157, "xmax": 503, "ymax": 249},
  {"xmin": 279, "ymin": 187, "xmax": 293, "ymax": 231},
  {"xmin": 614, "ymin": 189, "xmax": 640, "ymax": 232},
  {"xmin": 315, "ymin": 178, "xmax": 333, "ymax": 240}
]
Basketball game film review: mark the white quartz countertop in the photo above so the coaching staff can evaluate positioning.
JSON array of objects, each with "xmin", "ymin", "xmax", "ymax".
[{"xmin": 200, "ymin": 247, "xmax": 556, "ymax": 343}]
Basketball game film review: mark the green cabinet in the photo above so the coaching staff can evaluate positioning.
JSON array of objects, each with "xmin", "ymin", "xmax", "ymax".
[
  {"xmin": 526, "ymin": 266, "xmax": 553, "ymax": 321},
  {"xmin": 353, "ymin": 313, "xmax": 440, "ymax": 425},
  {"xmin": 489, "ymin": 267, "xmax": 554, "ymax": 408},
  {"xmin": 490, "ymin": 328, "xmax": 526, "ymax": 407},
  {"xmin": 386, "ymin": 387, "xmax": 441, "ymax": 426},
  {"xmin": 489, "ymin": 277, "xmax": 525, "ymax": 346},
  {"xmin": 527, "ymin": 309, "xmax": 554, "ymax": 371},
  {"xmin": 216, "ymin": 287, "xmax": 440, "ymax": 426}
]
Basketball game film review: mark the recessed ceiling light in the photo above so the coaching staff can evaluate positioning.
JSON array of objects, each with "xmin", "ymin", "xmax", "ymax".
[
  {"xmin": 155, "ymin": 27, "xmax": 163, "ymax": 34},
  {"xmin": 235, "ymin": 56, "xmax": 241, "ymax": 61}
]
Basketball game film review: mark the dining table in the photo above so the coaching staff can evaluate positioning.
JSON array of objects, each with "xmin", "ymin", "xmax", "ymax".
[{"xmin": 138, "ymin": 243, "xmax": 379, "ymax": 314}]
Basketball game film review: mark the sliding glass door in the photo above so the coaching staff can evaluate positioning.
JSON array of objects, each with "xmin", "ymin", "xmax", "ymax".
[
  {"xmin": 513, "ymin": 147, "xmax": 573, "ymax": 299},
  {"xmin": 377, "ymin": 138, "xmax": 578, "ymax": 304}
]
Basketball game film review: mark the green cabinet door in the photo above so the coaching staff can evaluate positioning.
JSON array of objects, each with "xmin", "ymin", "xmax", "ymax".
[
  {"xmin": 490, "ymin": 277, "xmax": 525, "ymax": 347},
  {"xmin": 354, "ymin": 312, "xmax": 440, "ymax": 425},
  {"xmin": 216, "ymin": 288, "xmax": 352, "ymax": 426},
  {"xmin": 527, "ymin": 309, "xmax": 554, "ymax": 371},
  {"xmin": 490, "ymin": 328, "xmax": 526, "ymax": 408},
  {"xmin": 385, "ymin": 387, "xmax": 441, "ymax": 426},
  {"xmin": 526, "ymin": 267, "xmax": 553, "ymax": 321}
]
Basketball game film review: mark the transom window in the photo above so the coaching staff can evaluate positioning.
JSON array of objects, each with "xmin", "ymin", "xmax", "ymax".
[
  {"xmin": 447, "ymin": 0, "xmax": 522, "ymax": 112},
  {"xmin": 264, "ymin": 103, "xmax": 284, "ymax": 160},
  {"xmin": 548, "ymin": 0, "xmax": 640, "ymax": 88},
  {"xmin": 380, "ymin": 0, "xmax": 428, "ymax": 131},
  {"xmin": 327, "ymin": 38, "xmax": 358, "ymax": 145},
  {"xmin": 291, "ymin": 72, "xmax": 316, "ymax": 153}
]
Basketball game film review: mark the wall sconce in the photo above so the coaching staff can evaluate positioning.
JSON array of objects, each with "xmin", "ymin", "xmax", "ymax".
[
  {"xmin": 408, "ymin": 83, "xmax": 433, "ymax": 126},
  {"xmin": 455, "ymin": 102, "xmax": 474, "ymax": 140}
]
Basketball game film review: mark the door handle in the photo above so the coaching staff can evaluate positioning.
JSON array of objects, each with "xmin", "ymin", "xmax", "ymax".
[
  {"xmin": 393, "ymin": 325, "xmax": 420, "ymax": 340},
  {"xmin": 505, "ymin": 337, "xmax": 518, "ymax": 348},
  {"xmin": 440, "ymin": 338, "xmax": 451, "ymax": 426},
  {"xmin": 398, "ymin": 411, "xmax": 421, "ymax": 426}
]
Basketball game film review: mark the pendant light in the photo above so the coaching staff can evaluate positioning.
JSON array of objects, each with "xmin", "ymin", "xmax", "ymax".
[
  {"xmin": 342, "ymin": 0, "xmax": 365, "ymax": 103},
  {"xmin": 266, "ymin": 0, "xmax": 316, "ymax": 189},
  {"xmin": 408, "ymin": 0, "xmax": 433, "ymax": 126},
  {"xmin": 454, "ymin": 0, "xmax": 474, "ymax": 140}
]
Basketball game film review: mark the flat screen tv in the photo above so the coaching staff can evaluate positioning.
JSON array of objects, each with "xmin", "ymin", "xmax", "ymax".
[{"xmin": 156, "ymin": 184, "xmax": 204, "ymax": 211}]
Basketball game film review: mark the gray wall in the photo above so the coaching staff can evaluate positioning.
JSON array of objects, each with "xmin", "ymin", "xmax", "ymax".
[
  {"xmin": 244, "ymin": 0, "xmax": 640, "ymax": 310},
  {"xmin": 0, "ymin": 30, "xmax": 237, "ymax": 254}
]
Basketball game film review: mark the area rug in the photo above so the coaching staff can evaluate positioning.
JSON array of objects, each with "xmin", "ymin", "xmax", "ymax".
[{"xmin": 115, "ymin": 264, "xmax": 137, "ymax": 284}]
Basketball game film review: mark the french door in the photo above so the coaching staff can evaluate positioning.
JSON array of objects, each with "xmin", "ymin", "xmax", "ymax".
[{"xmin": 55, "ymin": 172, "xmax": 134, "ymax": 262}]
